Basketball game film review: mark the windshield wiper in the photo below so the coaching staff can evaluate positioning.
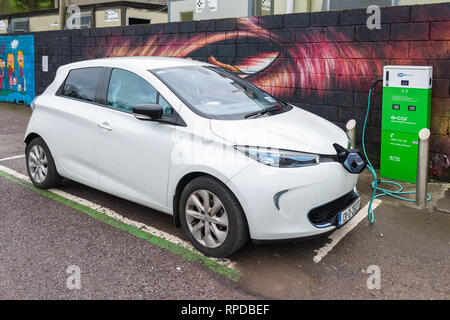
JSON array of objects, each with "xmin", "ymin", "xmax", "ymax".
[{"xmin": 244, "ymin": 106, "xmax": 281, "ymax": 119}]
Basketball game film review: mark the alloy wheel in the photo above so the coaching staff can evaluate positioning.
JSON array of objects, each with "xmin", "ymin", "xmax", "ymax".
[
  {"xmin": 185, "ymin": 189, "xmax": 229, "ymax": 248},
  {"xmin": 28, "ymin": 145, "xmax": 48, "ymax": 183}
]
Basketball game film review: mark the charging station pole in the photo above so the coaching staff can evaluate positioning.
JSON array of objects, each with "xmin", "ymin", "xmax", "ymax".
[
  {"xmin": 416, "ymin": 128, "xmax": 430, "ymax": 207},
  {"xmin": 346, "ymin": 119, "xmax": 356, "ymax": 149},
  {"xmin": 380, "ymin": 66, "xmax": 433, "ymax": 183}
]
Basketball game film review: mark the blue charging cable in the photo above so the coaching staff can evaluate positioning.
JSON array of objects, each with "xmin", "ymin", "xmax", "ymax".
[{"xmin": 362, "ymin": 79, "xmax": 431, "ymax": 224}]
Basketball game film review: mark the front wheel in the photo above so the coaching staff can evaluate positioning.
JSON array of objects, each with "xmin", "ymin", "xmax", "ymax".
[
  {"xmin": 26, "ymin": 137, "xmax": 62, "ymax": 189},
  {"xmin": 179, "ymin": 176, "xmax": 249, "ymax": 257}
]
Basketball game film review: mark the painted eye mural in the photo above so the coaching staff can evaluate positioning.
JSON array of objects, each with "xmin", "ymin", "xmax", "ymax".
[
  {"xmin": 82, "ymin": 15, "xmax": 448, "ymax": 180},
  {"xmin": 85, "ymin": 18, "xmax": 383, "ymax": 101}
]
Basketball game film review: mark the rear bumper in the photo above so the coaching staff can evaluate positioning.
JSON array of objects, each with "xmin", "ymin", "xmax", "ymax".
[{"xmin": 226, "ymin": 161, "xmax": 359, "ymax": 240}]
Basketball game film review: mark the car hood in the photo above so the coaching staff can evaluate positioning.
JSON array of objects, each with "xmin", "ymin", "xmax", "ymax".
[{"xmin": 210, "ymin": 106, "xmax": 348, "ymax": 155}]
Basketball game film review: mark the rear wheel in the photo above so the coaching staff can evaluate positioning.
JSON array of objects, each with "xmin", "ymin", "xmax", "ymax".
[
  {"xmin": 179, "ymin": 176, "xmax": 248, "ymax": 257},
  {"xmin": 26, "ymin": 137, "xmax": 62, "ymax": 189}
]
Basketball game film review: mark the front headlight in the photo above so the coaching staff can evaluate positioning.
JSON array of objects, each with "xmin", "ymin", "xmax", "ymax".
[{"xmin": 234, "ymin": 146, "xmax": 319, "ymax": 168}]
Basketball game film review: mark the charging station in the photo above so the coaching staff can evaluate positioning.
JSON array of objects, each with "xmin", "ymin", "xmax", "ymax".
[{"xmin": 380, "ymin": 66, "xmax": 433, "ymax": 183}]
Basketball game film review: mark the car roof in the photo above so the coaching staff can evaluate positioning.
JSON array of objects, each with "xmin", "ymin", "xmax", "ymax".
[{"xmin": 62, "ymin": 56, "xmax": 209, "ymax": 71}]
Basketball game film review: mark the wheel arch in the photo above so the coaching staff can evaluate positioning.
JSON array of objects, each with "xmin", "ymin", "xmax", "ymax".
[
  {"xmin": 24, "ymin": 132, "xmax": 42, "ymax": 146},
  {"xmin": 172, "ymin": 171, "xmax": 248, "ymax": 229},
  {"xmin": 24, "ymin": 133, "xmax": 62, "ymax": 178}
]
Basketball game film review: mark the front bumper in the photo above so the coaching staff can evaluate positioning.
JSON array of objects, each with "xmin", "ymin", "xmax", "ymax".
[
  {"xmin": 226, "ymin": 161, "xmax": 359, "ymax": 240},
  {"xmin": 308, "ymin": 189, "xmax": 359, "ymax": 228}
]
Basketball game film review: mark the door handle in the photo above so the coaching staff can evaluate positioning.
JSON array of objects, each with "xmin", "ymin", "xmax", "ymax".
[{"xmin": 98, "ymin": 122, "xmax": 112, "ymax": 131}]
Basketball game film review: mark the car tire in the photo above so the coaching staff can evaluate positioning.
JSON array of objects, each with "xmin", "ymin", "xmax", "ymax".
[
  {"xmin": 179, "ymin": 176, "xmax": 249, "ymax": 257},
  {"xmin": 26, "ymin": 137, "xmax": 62, "ymax": 189}
]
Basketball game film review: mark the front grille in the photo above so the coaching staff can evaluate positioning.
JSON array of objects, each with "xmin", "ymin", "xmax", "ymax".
[{"xmin": 308, "ymin": 190, "xmax": 358, "ymax": 227}]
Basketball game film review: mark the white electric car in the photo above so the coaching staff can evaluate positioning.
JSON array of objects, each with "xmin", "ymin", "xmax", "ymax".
[{"xmin": 25, "ymin": 57, "xmax": 366, "ymax": 257}]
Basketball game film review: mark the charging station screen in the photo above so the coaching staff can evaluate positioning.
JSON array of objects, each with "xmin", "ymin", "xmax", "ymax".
[{"xmin": 401, "ymin": 80, "xmax": 409, "ymax": 86}]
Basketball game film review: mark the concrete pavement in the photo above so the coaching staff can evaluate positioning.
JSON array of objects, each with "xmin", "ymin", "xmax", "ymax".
[{"xmin": 0, "ymin": 102, "xmax": 448, "ymax": 299}]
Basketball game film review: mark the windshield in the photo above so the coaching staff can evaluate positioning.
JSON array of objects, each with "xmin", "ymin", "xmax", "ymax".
[{"xmin": 151, "ymin": 66, "xmax": 291, "ymax": 120}]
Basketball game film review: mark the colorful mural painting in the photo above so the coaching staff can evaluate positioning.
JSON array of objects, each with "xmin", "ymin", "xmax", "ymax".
[
  {"xmin": 0, "ymin": 35, "xmax": 35, "ymax": 105},
  {"xmin": 79, "ymin": 11, "xmax": 449, "ymax": 180},
  {"xmin": 84, "ymin": 18, "xmax": 385, "ymax": 102}
]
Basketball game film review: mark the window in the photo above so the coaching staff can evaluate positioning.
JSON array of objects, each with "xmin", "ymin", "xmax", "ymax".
[
  {"xmin": 7, "ymin": 18, "xmax": 29, "ymax": 33},
  {"xmin": 325, "ymin": 0, "xmax": 394, "ymax": 10},
  {"xmin": 159, "ymin": 95, "xmax": 174, "ymax": 116},
  {"xmin": 179, "ymin": 11, "xmax": 194, "ymax": 22},
  {"xmin": 62, "ymin": 67, "xmax": 103, "ymax": 103},
  {"xmin": 128, "ymin": 17, "xmax": 151, "ymax": 25},
  {"xmin": 107, "ymin": 69, "xmax": 172, "ymax": 115},
  {"xmin": 152, "ymin": 66, "xmax": 289, "ymax": 120}
]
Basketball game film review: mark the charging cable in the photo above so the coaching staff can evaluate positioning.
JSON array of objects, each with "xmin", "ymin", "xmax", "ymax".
[{"xmin": 362, "ymin": 79, "xmax": 431, "ymax": 224}]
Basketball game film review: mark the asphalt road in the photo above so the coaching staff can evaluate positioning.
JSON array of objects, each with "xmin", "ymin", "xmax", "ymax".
[{"xmin": 0, "ymin": 102, "xmax": 449, "ymax": 299}]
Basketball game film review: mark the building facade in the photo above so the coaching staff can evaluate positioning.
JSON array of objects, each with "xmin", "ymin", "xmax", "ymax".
[
  {"xmin": 0, "ymin": 0, "xmax": 168, "ymax": 33},
  {"xmin": 168, "ymin": 0, "xmax": 450, "ymax": 22}
]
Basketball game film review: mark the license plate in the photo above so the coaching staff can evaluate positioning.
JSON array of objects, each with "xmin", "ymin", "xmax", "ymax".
[{"xmin": 338, "ymin": 196, "xmax": 361, "ymax": 227}]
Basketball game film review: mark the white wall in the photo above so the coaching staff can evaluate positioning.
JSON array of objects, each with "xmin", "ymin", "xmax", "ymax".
[
  {"xmin": 170, "ymin": 0, "xmax": 249, "ymax": 22},
  {"xmin": 0, "ymin": 19, "xmax": 8, "ymax": 34}
]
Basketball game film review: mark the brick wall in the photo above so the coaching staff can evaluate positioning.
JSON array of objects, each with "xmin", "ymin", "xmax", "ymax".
[{"xmin": 25, "ymin": 3, "xmax": 450, "ymax": 180}]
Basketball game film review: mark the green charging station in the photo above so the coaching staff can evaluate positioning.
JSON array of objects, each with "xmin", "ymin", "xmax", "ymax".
[{"xmin": 380, "ymin": 66, "xmax": 433, "ymax": 183}]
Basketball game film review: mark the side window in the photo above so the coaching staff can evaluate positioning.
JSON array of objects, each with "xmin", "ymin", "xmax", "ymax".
[
  {"xmin": 107, "ymin": 69, "xmax": 161, "ymax": 113},
  {"xmin": 159, "ymin": 95, "xmax": 173, "ymax": 116},
  {"xmin": 62, "ymin": 67, "xmax": 103, "ymax": 103}
]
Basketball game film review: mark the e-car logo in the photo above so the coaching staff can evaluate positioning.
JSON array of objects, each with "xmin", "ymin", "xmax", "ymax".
[
  {"xmin": 398, "ymin": 73, "xmax": 405, "ymax": 77},
  {"xmin": 391, "ymin": 116, "xmax": 408, "ymax": 121}
]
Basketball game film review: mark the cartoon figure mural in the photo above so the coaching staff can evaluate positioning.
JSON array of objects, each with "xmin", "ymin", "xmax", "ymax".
[
  {"xmin": 0, "ymin": 35, "xmax": 35, "ymax": 105},
  {"xmin": 0, "ymin": 57, "xmax": 4, "ymax": 91},
  {"xmin": 7, "ymin": 53, "xmax": 14, "ymax": 89},
  {"xmin": 17, "ymin": 50, "xmax": 26, "ymax": 92}
]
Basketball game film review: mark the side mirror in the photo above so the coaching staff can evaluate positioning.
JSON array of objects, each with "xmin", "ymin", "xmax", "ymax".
[{"xmin": 132, "ymin": 103, "xmax": 163, "ymax": 121}]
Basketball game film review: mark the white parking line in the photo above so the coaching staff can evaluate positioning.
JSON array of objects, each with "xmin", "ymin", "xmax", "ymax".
[
  {"xmin": 0, "ymin": 154, "xmax": 25, "ymax": 162},
  {"xmin": 0, "ymin": 164, "xmax": 237, "ymax": 270},
  {"xmin": 313, "ymin": 199, "xmax": 382, "ymax": 264}
]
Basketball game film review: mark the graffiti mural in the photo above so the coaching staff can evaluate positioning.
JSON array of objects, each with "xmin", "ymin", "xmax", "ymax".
[
  {"xmin": 77, "ymin": 9, "xmax": 448, "ymax": 180},
  {"xmin": 0, "ymin": 35, "xmax": 35, "ymax": 105},
  {"xmin": 84, "ymin": 18, "xmax": 383, "ymax": 101}
]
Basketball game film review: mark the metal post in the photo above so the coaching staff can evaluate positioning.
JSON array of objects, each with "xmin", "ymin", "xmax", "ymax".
[
  {"xmin": 58, "ymin": 0, "xmax": 66, "ymax": 30},
  {"xmin": 168, "ymin": 0, "xmax": 171, "ymax": 23},
  {"xmin": 346, "ymin": 119, "xmax": 356, "ymax": 149},
  {"xmin": 416, "ymin": 128, "xmax": 430, "ymax": 208},
  {"xmin": 248, "ymin": 0, "xmax": 256, "ymax": 17}
]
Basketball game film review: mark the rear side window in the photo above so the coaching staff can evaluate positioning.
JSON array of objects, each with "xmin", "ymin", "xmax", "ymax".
[{"xmin": 62, "ymin": 67, "xmax": 103, "ymax": 103}]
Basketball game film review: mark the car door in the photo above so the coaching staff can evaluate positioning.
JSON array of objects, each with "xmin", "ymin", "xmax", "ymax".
[
  {"xmin": 95, "ymin": 67, "xmax": 178, "ymax": 211},
  {"xmin": 51, "ymin": 67, "xmax": 104, "ymax": 187}
]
